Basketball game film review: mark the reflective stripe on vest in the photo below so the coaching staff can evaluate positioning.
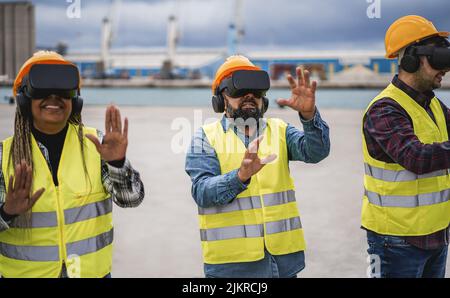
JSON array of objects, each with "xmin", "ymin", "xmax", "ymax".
[
  {"xmin": 365, "ymin": 163, "xmax": 449, "ymax": 182},
  {"xmin": 263, "ymin": 190, "xmax": 296, "ymax": 206},
  {"xmin": 365, "ymin": 189, "xmax": 450, "ymax": 207},
  {"xmin": 361, "ymin": 83, "xmax": 450, "ymax": 236},
  {"xmin": 200, "ymin": 224, "xmax": 264, "ymax": 241},
  {"xmin": 200, "ymin": 217, "xmax": 302, "ymax": 241},
  {"xmin": 198, "ymin": 196, "xmax": 261, "ymax": 215},
  {"xmin": 7, "ymin": 199, "xmax": 113, "ymax": 229},
  {"xmin": 66, "ymin": 228, "xmax": 114, "ymax": 257},
  {"xmin": 266, "ymin": 216, "xmax": 302, "ymax": 235},
  {"xmin": 197, "ymin": 190, "xmax": 296, "ymax": 215},
  {"xmin": 0, "ymin": 243, "xmax": 60, "ymax": 261},
  {"xmin": 64, "ymin": 199, "xmax": 113, "ymax": 225},
  {"xmin": 200, "ymin": 118, "xmax": 306, "ymax": 264},
  {"xmin": 0, "ymin": 229, "xmax": 113, "ymax": 262},
  {"xmin": 9, "ymin": 211, "xmax": 58, "ymax": 228}
]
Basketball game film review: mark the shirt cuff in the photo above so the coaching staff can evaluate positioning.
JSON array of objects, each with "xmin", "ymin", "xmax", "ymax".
[
  {"xmin": 107, "ymin": 157, "xmax": 126, "ymax": 168},
  {"xmin": 0, "ymin": 204, "xmax": 11, "ymax": 231},
  {"xmin": 106, "ymin": 158, "xmax": 132, "ymax": 183},
  {"xmin": 299, "ymin": 108, "xmax": 321, "ymax": 129},
  {"xmin": 226, "ymin": 169, "xmax": 249, "ymax": 197},
  {"xmin": 0, "ymin": 204, "xmax": 17, "ymax": 222}
]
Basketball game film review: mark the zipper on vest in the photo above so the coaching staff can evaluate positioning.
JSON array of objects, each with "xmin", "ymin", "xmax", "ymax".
[{"xmin": 55, "ymin": 187, "xmax": 68, "ymax": 273}]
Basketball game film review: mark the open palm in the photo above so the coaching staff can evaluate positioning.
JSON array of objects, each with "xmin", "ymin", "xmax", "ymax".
[
  {"xmin": 276, "ymin": 67, "xmax": 317, "ymax": 120},
  {"xmin": 86, "ymin": 105, "xmax": 128, "ymax": 162}
]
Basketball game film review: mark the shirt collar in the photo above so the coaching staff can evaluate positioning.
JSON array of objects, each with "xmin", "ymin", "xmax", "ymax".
[
  {"xmin": 392, "ymin": 75, "xmax": 435, "ymax": 108},
  {"xmin": 220, "ymin": 115, "xmax": 232, "ymax": 132},
  {"xmin": 220, "ymin": 115, "xmax": 267, "ymax": 133}
]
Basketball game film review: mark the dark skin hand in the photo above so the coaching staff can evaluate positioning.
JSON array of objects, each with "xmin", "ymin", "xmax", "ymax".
[
  {"xmin": 86, "ymin": 105, "xmax": 128, "ymax": 162},
  {"xmin": 3, "ymin": 160, "xmax": 45, "ymax": 216}
]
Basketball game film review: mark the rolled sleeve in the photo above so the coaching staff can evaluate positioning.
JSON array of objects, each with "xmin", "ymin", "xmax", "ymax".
[
  {"xmin": 0, "ymin": 204, "xmax": 11, "ymax": 232},
  {"xmin": 97, "ymin": 129, "xmax": 145, "ymax": 208},
  {"xmin": 185, "ymin": 128, "xmax": 248, "ymax": 208},
  {"xmin": 103, "ymin": 158, "xmax": 145, "ymax": 208},
  {"xmin": 287, "ymin": 109, "xmax": 331, "ymax": 163},
  {"xmin": 224, "ymin": 169, "xmax": 249, "ymax": 198}
]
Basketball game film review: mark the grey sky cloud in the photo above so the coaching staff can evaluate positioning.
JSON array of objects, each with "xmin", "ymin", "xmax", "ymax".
[{"xmin": 2, "ymin": 0, "xmax": 449, "ymax": 51}]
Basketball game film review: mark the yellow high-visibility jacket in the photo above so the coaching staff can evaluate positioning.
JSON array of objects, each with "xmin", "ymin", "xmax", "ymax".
[
  {"xmin": 361, "ymin": 83, "xmax": 450, "ymax": 236},
  {"xmin": 200, "ymin": 118, "xmax": 306, "ymax": 264},
  {"xmin": 0, "ymin": 124, "xmax": 113, "ymax": 278}
]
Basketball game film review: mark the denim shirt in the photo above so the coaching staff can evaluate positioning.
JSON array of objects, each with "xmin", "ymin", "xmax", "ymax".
[{"xmin": 185, "ymin": 110, "xmax": 330, "ymax": 277}]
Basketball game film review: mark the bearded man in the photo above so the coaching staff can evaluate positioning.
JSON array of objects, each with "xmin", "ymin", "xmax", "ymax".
[{"xmin": 185, "ymin": 55, "xmax": 330, "ymax": 278}]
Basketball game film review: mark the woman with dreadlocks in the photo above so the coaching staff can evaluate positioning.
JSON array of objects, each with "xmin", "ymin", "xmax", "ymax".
[{"xmin": 0, "ymin": 51, "xmax": 145, "ymax": 278}]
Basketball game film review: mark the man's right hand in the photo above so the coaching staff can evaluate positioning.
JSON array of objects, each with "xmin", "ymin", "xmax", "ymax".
[
  {"xmin": 237, "ymin": 135, "xmax": 277, "ymax": 183},
  {"xmin": 3, "ymin": 160, "xmax": 45, "ymax": 216}
]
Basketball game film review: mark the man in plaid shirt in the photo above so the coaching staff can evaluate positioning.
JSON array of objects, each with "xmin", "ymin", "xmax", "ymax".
[{"xmin": 362, "ymin": 16, "xmax": 450, "ymax": 278}]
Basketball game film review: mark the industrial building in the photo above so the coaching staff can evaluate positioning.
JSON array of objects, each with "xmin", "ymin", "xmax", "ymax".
[
  {"xmin": 65, "ymin": 48, "xmax": 397, "ymax": 84},
  {"xmin": 0, "ymin": 1, "xmax": 35, "ymax": 83}
]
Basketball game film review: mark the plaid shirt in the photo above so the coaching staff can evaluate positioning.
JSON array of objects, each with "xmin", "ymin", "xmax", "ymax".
[
  {"xmin": 363, "ymin": 76, "xmax": 450, "ymax": 250},
  {"xmin": 0, "ymin": 129, "xmax": 145, "ymax": 231}
]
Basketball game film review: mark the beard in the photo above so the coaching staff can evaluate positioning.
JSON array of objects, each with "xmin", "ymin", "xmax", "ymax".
[
  {"xmin": 415, "ymin": 68, "xmax": 446, "ymax": 91},
  {"xmin": 416, "ymin": 76, "xmax": 437, "ymax": 91},
  {"xmin": 226, "ymin": 98, "xmax": 264, "ymax": 123}
]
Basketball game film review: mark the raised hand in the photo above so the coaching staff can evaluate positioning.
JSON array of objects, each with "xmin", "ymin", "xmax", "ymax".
[
  {"xmin": 276, "ymin": 67, "xmax": 317, "ymax": 120},
  {"xmin": 86, "ymin": 105, "xmax": 128, "ymax": 162},
  {"xmin": 237, "ymin": 135, "xmax": 277, "ymax": 182},
  {"xmin": 3, "ymin": 160, "xmax": 45, "ymax": 216}
]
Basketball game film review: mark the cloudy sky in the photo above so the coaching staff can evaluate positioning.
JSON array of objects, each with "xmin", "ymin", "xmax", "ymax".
[{"xmin": 3, "ymin": 0, "xmax": 450, "ymax": 52}]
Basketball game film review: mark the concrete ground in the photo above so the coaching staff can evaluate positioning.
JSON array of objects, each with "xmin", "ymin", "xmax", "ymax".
[{"xmin": 0, "ymin": 104, "xmax": 448, "ymax": 278}]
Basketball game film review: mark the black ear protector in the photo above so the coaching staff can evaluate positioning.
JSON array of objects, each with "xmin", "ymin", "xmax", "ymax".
[
  {"xmin": 16, "ymin": 86, "xmax": 32, "ymax": 118},
  {"xmin": 16, "ymin": 75, "xmax": 84, "ymax": 119},
  {"xmin": 211, "ymin": 89, "xmax": 269, "ymax": 114},
  {"xmin": 69, "ymin": 86, "xmax": 84, "ymax": 116},
  {"xmin": 211, "ymin": 89, "xmax": 226, "ymax": 113},
  {"xmin": 263, "ymin": 96, "xmax": 269, "ymax": 113},
  {"xmin": 72, "ymin": 93, "xmax": 84, "ymax": 115},
  {"xmin": 400, "ymin": 46, "xmax": 421, "ymax": 73}
]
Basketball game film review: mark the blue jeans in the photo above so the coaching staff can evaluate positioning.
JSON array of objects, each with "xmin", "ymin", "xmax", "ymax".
[
  {"xmin": 367, "ymin": 231, "xmax": 448, "ymax": 278},
  {"xmin": 204, "ymin": 250, "xmax": 305, "ymax": 278}
]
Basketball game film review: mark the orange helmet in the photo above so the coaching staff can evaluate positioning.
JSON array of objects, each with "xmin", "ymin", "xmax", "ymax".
[
  {"xmin": 385, "ymin": 15, "xmax": 449, "ymax": 59},
  {"xmin": 13, "ymin": 51, "xmax": 77, "ymax": 97},
  {"xmin": 212, "ymin": 55, "xmax": 261, "ymax": 94}
]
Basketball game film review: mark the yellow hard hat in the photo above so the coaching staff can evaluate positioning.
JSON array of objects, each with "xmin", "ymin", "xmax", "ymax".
[
  {"xmin": 385, "ymin": 15, "xmax": 449, "ymax": 59},
  {"xmin": 13, "ymin": 51, "xmax": 76, "ymax": 97},
  {"xmin": 212, "ymin": 55, "xmax": 261, "ymax": 94}
]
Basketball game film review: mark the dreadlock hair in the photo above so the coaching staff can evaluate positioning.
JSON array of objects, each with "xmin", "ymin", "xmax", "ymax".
[{"xmin": 8, "ymin": 96, "xmax": 91, "ymax": 230}]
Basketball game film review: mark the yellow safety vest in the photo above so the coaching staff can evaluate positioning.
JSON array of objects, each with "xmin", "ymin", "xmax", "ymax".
[
  {"xmin": 200, "ymin": 118, "xmax": 306, "ymax": 264},
  {"xmin": 361, "ymin": 83, "xmax": 450, "ymax": 236},
  {"xmin": 0, "ymin": 124, "xmax": 113, "ymax": 278}
]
